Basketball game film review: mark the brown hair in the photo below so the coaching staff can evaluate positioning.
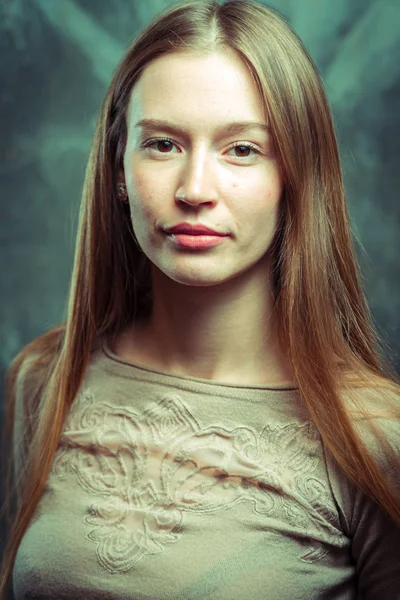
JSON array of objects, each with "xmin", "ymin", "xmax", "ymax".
[{"xmin": 1, "ymin": 0, "xmax": 399, "ymax": 595}]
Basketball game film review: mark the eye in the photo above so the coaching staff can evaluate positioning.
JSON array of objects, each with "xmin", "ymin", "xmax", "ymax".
[
  {"xmin": 141, "ymin": 138, "xmax": 261, "ymax": 160},
  {"xmin": 227, "ymin": 143, "xmax": 260, "ymax": 159},
  {"xmin": 141, "ymin": 137, "xmax": 177, "ymax": 153}
]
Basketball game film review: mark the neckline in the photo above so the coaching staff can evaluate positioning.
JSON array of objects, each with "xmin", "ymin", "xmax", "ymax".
[{"xmin": 101, "ymin": 337, "xmax": 298, "ymax": 392}]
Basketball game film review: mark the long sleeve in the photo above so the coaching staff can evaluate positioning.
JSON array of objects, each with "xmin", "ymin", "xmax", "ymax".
[
  {"xmin": 351, "ymin": 479, "xmax": 400, "ymax": 598},
  {"xmin": 325, "ymin": 389, "xmax": 400, "ymax": 599},
  {"xmin": 11, "ymin": 342, "xmax": 400, "ymax": 599},
  {"xmin": 352, "ymin": 411, "xmax": 400, "ymax": 598}
]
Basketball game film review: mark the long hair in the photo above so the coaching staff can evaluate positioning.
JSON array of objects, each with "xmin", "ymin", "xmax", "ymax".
[{"xmin": 1, "ymin": 0, "xmax": 400, "ymax": 595}]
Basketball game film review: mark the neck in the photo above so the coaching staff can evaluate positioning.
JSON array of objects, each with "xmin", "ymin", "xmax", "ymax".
[{"xmin": 128, "ymin": 261, "xmax": 294, "ymax": 386}]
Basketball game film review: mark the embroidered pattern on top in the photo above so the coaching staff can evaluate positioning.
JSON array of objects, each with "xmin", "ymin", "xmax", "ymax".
[{"xmin": 50, "ymin": 388, "xmax": 347, "ymax": 574}]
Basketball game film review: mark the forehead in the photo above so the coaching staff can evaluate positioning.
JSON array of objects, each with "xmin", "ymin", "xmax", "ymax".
[{"xmin": 126, "ymin": 50, "xmax": 267, "ymax": 132}]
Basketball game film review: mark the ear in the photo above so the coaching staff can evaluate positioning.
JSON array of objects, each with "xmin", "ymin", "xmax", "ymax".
[{"xmin": 117, "ymin": 169, "xmax": 125, "ymax": 186}]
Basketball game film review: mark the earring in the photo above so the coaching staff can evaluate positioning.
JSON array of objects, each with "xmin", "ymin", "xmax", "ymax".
[{"xmin": 117, "ymin": 183, "xmax": 129, "ymax": 203}]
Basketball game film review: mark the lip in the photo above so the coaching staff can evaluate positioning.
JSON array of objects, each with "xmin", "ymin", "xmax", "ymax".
[
  {"xmin": 164, "ymin": 222, "xmax": 228, "ymax": 236},
  {"xmin": 167, "ymin": 233, "xmax": 227, "ymax": 249}
]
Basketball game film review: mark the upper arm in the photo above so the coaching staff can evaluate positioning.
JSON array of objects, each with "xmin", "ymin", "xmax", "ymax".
[
  {"xmin": 349, "ymin": 393, "xmax": 400, "ymax": 597},
  {"xmin": 325, "ymin": 386, "xmax": 400, "ymax": 598},
  {"xmin": 350, "ymin": 483, "xmax": 400, "ymax": 598}
]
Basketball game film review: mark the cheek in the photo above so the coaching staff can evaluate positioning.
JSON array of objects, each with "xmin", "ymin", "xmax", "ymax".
[
  {"xmin": 262, "ymin": 173, "xmax": 283, "ymax": 209},
  {"xmin": 230, "ymin": 169, "xmax": 282, "ymax": 206},
  {"xmin": 265, "ymin": 183, "xmax": 281, "ymax": 201},
  {"xmin": 129, "ymin": 162, "xmax": 152, "ymax": 198},
  {"xmin": 228, "ymin": 173, "xmax": 282, "ymax": 237},
  {"xmin": 127, "ymin": 164, "xmax": 159, "ymax": 216}
]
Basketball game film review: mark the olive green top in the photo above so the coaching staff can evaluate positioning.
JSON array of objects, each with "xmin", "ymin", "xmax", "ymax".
[{"xmin": 12, "ymin": 337, "xmax": 400, "ymax": 599}]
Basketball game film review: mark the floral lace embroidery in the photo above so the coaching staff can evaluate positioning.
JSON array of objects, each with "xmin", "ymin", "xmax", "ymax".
[{"xmin": 50, "ymin": 388, "xmax": 346, "ymax": 574}]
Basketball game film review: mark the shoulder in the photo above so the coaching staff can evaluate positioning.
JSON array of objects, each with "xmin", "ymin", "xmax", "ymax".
[
  {"xmin": 342, "ymin": 384, "xmax": 400, "ymax": 482},
  {"xmin": 322, "ymin": 383, "xmax": 400, "ymax": 528},
  {"xmin": 342, "ymin": 383, "xmax": 400, "ymax": 451}
]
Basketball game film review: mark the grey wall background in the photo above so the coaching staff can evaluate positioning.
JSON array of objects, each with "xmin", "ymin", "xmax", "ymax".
[{"xmin": 0, "ymin": 0, "xmax": 399, "ymax": 595}]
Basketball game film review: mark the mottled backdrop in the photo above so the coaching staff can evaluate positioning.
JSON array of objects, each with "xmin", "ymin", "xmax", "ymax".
[
  {"xmin": 1, "ymin": 0, "xmax": 399, "ymax": 594},
  {"xmin": 1, "ymin": 0, "xmax": 400, "ymax": 459}
]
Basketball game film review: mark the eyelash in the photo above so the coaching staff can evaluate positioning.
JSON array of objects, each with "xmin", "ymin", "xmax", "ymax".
[{"xmin": 141, "ymin": 137, "xmax": 260, "ymax": 159}]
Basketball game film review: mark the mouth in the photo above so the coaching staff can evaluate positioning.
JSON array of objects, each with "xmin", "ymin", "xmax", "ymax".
[
  {"xmin": 165, "ymin": 232, "xmax": 227, "ymax": 249},
  {"xmin": 164, "ymin": 223, "xmax": 228, "ymax": 236}
]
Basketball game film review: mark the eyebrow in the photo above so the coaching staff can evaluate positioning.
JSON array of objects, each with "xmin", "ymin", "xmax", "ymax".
[{"xmin": 134, "ymin": 118, "xmax": 270, "ymax": 137}]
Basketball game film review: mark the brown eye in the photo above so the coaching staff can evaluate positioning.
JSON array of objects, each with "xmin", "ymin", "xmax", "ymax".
[
  {"xmin": 228, "ymin": 143, "xmax": 259, "ymax": 159},
  {"xmin": 142, "ymin": 137, "xmax": 177, "ymax": 153},
  {"xmin": 156, "ymin": 140, "xmax": 174, "ymax": 153},
  {"xmin": 235, "ymin": 145, "xmax": 251, "ymax": 157}
]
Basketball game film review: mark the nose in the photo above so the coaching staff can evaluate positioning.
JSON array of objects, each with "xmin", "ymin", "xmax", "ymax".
[{"xmin": 176, "ymin": 147, "xmax": 218, "ymax": 207}]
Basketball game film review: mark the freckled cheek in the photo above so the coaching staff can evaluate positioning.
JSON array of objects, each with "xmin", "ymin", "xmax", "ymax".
[
  {"xmin": 128, "ymin": 166, "xmax": 159, "ymax": 215},
  {"xmin": 266, "ymin": 176, "xmax": 284, "ymax": 205},
  {"xmin": 129, "ymin": 163, "xmax": 154, "ymax": 198},
  {"xmin": 265, "ymin": 183, "xmax": 283, "ymax": 202},
  {"xmin": 230, "ymin": 174, "xmax": 282, "ymax": 206},
  {"xmin": 127, "ymin": 169, "xmax": 167, "ymax": 244}
]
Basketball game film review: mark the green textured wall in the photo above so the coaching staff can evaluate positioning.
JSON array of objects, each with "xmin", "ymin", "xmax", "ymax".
[
  {"xmin": 0, "ymin": 0, "xmax": 399, "ymax": 593},
  {"xmin": 1, "ymin": 0, "xmax": 399, "ymax": 372}
]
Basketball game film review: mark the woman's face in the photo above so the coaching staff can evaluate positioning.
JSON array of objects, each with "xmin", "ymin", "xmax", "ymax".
[{"xmin": 123, "ymin": 49, "xmax": 283, "ymax": 287}]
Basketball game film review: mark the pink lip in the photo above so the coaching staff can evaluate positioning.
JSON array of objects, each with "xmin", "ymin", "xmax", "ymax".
[
  {"xmin": 164, "ymin": 222, "xmax": 227, "ymax": 236},
  {"xmin": 167, "ymin": 233, "xmax": 226, "ymax": 249}
]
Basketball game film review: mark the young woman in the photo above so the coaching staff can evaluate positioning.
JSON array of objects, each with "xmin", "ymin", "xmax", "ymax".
[{"xmin": 1, "ymin": 0, "xmax": 399, "ymax": 598}]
